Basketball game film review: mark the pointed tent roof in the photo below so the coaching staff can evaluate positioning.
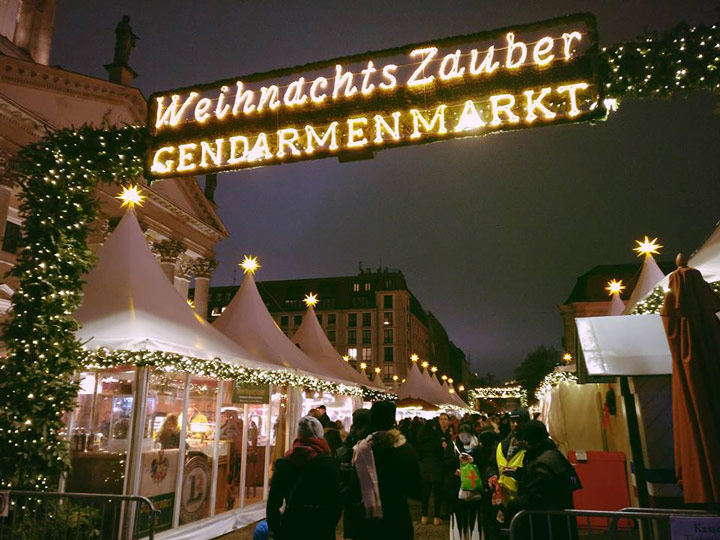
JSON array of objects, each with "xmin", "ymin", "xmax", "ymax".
[
  {"xmin": 622, "ymin": 254, "xmax": 666, "ymax": 314},
  {"xmin": 74, "ymin": 210, "xmax": 275, "ymax": 371},
  {"xmin": 422, "ymin": 368, "xmax": 449, "ymax": 405},
  {"xmin": 607, "ymin": 293, "xmax": 625, "ymax": 316},
  {"xmin": 372, "ymin": 371, "xmax": 387, "ymax": 389},
  {"xmin": 292, "ymin": 304, "xmax": 375, "ymax": 387},
  {"xmin": 432, "ymin": 373, "xmax": 454, "ymax": 406},
  {"xmin": 397, "ymin": 362, "xmax": 441, "ymax": 404},
  {"xmin": 212, "ymin": 272, "xmax": 356, "ymax": 383},
  {"xmin": 446, "ymin": 381, "xmax": 470, "ymax": 409}
]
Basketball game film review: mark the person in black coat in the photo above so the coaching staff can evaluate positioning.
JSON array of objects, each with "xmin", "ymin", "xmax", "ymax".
[
  {"xmin": 417, "ymin": 418, "xmax": 444, "ymax": 524},
  {"xmin": 509, "ymin": 420, "xmax": 582, "ymax": 540},
  {"xmin": 267, "ymin": 415, "xmax": 341, "ymax": 540},
  {"xmin": 344, "ymin": 401, "xmax": 422, "ymax": 540}
]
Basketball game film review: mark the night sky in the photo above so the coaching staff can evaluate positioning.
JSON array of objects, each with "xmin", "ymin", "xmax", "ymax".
[{"xmin": 51, "ymin": 1, "xmax": 719, "ymax": 380}]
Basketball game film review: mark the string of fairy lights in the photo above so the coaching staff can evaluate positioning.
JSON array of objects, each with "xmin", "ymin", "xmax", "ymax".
[{"xmin": 2, "ymin": 18, "xmax": 719, "ymax": 489}]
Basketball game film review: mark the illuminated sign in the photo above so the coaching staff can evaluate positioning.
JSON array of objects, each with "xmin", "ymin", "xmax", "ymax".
[{"xmin": 146, "ymin": 14, "xmax": 605, "ymax": 180}]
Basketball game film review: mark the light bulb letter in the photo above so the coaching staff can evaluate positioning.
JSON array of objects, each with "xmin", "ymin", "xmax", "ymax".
[
  {"xmin": 194, "ymin": 97, "xmax": 213, "ymax": 123},
  {"xmin": 233, "ymin": 82, "xmax": 256, "ymax": 115},
  {"xmin": 489, "ymin": 94, "xmax": 519, "ymax": 126},
  {"xmin": 276, "ymin": 128, "xmax": 302, "ymax": 158},
  {"xmin": 379, "ymin": 64, "xmax": 398, "ymax": 90},
  {"xmin": 228, "ymin": 136, "xmax": 249, "ymax": 164},
  {"xmin": 346, "ymin": 117, "xmax": 369, "ymax": 148},
  {"xmin": 305, "ymin": 122, "xmax": 339, "ymax": 153},
  {"xmin": 562, "ymin": 31, "xmax": 583, "ymax": 60},
  {"xmin": 407, "ymin": 47, "xmax": 438, "ymax": 87},
  {"xmin": 215, "ymin": 86, "xmax": 232, "ymax": 119},
  {"xmin": 151, "ymin": 146, "xmax": 176, "ymax": 173},
  {"xmin": 199, "ymin": 138, "xmax": 225, "ymax": 168},
  {"xmin": 177, "ymin": 143, "xmax": 198, "ymax": 172},
  {"xmin": 454, "ymin": 100, "xmax": 485, "ymax": 132},
  {"xmin": 439, "ymin": 50, "xmax": 466, "ymax": 80},
  {"xmin": 247, "ymin": 133, "xmax": 273, "ymax": 162},
  {"xmin": 310, "ymin": 77, "xmax": 328, "ymax": 104},
  {"xmin": 410, "ymin": 105, "xmax": 448, "ymax": 139},
  {"xmin": 333, "ymin": 64, "xmax": 358, "ymax": 99},
  {"xmin": 556, "ymin": 82, "xmax": 589, "ymax": 117},
  {"xmin": 469, "ymin": 47, "xmax": 500, "ymax": 75},
  {"xmin": 257, "ymin": 85, "xmax": 281, "ymax": 112},
  {"xmin": 155, "ymin": 92, "xmax": 199, "ymax": 128},
  {"xmin": 283, "ymin": 78, "xmax": 308, "ymax": 107},
  {"xmin": 505, "ymin": 33, "xmax": 527, "ymax": 69},
  {"xmin": 524, "ymin": 87, "xmax": 556, "ymax": 122},
  {"xmin": 532, "ymin": 37, "xmax": 555, "ymax": 66},
  {"xmin": 373, "ymin": 112, "xmax": 401, "ymax": 143},
  {"xmin": 361, "ymin": 61, "xmax": 377, "ymax": 95}
]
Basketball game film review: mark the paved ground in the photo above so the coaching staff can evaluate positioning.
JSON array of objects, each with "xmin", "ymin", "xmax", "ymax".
[{"xmin": 218, "ymin": 499, "xmax": 449, "ymax": 540}]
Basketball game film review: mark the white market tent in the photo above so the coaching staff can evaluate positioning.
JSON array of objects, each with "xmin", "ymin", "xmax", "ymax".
[
  {"xmin": 74, "ymin": 209, "xmax": 277, "ymax": 372},
  {"xmin": 397, "ymin": 362, "xmax": 442, "ymax": 405},
  {"xmin": 292, "ymin": 304, "xmax": 380, "ymax": 388},
  {"xmin": 622, "ymin": 254, "xmax": 666, "ymax": 314},
  {"xmin": 212, "ymin": 272, "xmax": 357, "ymax": 386},
  {"xmin": 371, "ymin": 371, "xmax": 387, "ymax": 389},
  {"xmin": 445, "ymin": 380, "xmax": 470, "ymax": 409},
  {"xmin": 607, "ymin": 293, "xmax": 625, "ymax": 316}
]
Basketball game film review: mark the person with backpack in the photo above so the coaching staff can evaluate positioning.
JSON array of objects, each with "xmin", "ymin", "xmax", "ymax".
[
  {"xmin": 266, "ymin": 415, "xmax": 341, "ymax": 540},
  {"xmin": 509, "ymin": 420, "xmax": 582, "ymax": 540}
]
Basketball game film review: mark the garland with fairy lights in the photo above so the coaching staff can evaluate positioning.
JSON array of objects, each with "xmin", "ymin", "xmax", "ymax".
[
  {"xmin": 535, "ymin": 371, "xmax": 578, "ymax": 401},
  {"xmin": 601, "ymin": 21, "xmax": 720, "ymax": 100},
  {"xmin": 632, "ymin": 281, "xmax": 720, "ymax": 314},
  {"xmin": 468, "ymin": 385, "xmax": 529, "ymax": 408},
  {"xmin": 0, "ymin": 125, "xmax": 146, "ymax": 490}
]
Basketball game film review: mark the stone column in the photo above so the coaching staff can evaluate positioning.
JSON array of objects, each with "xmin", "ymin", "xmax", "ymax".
[
  {"xmin": 174, "ymin": 258, "xmax": 192, "ymax": 300},
  {"xmin": 152, "ymin": 239, "xmax": 185, "ymax": 284},
  {"xmin": 189, "ymin": 257, "xmax": 217, "ymax": 320}
]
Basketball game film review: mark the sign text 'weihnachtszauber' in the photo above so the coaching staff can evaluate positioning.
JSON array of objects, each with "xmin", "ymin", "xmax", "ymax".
[{"xmin": 146, "ymin": 14, "xmax": 604, "ymax": 179}]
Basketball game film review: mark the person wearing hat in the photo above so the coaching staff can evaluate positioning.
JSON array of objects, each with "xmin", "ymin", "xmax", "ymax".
[
  {"xmin": 492, "ymin": 408, "xmax": 530, "ymax": 528},
  {"xmin": 344, "ymin": 401, "xmax": 422, "ymax": 540},
  {"xmin": 510, "ymin": 420, "xmax": 582, "ymax": 540},
  {"xmin": 266, "ymin": 415, "xmax": 341, "ymax": 540}
]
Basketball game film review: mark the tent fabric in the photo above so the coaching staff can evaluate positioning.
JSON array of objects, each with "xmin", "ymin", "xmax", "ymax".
[
  {"xmin": 607, "ymin": 294, "xmax": 625, "ymax": 316},
  {"xmin": 661, "ymin": 265, "xmax": 720, "ymax": 504},
  {"xmin": 291, "ymin": 305, "xmax": 376, "ymax": 388},
  {"xmin": 74, "ymin": 210, "xmax": 276, "ymax": 372},
  {"xmin": 212, "ymin": 273, "xmax": 354, "ymax": 386},
  {"xmin": 687, "ymin": 221, "xmax": 720, "ymax": 283},
  {"xmin": 397, "ymin": 363, "xmax": 441, "ymax": 405},
  {"xmin": 623, "ymin": 254, "xmax": 666, "ymax": 314},
  {"xmin": 541, "ymin": 381, "xmax": 604, "ymax": 455}
]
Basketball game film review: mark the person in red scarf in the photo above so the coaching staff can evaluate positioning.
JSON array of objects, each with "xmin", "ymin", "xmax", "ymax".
[{"xmin": 267, "ymin": 415, "xmax": 341, "ymax": 540}]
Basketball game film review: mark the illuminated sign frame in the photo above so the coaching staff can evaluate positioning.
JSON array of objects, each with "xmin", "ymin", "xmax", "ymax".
[{"xmin": 146, "ymin": 13, "xmax": 605, "ymax": 180}]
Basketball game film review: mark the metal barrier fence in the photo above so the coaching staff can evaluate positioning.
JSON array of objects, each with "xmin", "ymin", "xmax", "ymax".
[
  {"xmin": 509, "ymin": 507, "xmax": 720, "ymax": 540},
  {"xmin": 0, "ymin": 491, "xmax": 160, "ymax": 540}
]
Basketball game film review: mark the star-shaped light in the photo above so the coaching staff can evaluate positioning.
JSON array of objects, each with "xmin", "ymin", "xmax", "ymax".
[
  {"xmin": 240, "ymin": 255, "xmax": 261, "ymax": 274},
  {"xmin": 116, "ymin": 185, "xmax": 145, "ymax": 208},
  {"xmin": 359, "ymin": 362, "xmax": 367, "ymax": 370},
  {"xmin": 458, "ymin": 385, "xmax": 465, "ymax": 392},
  {"xmin": 563, "ymin": 353, "xmax": 573, "ymax": 363},
  {"xmin": 421, "ymin": 361, "xmax": 429, "ymax": 369},
  {"xmin": 605, "ymin": 279, "xmax": 626, "ymax": 296},
  {"xmin": 342, "ymin": 355, "xmax": 350, "ymax": 362},
  {"xmin": 448, "ymin": 378, "xmax": 454, "ymax": 384},
  {"xmin": 392, "ymin": 375, "xmax": 399, "ymax": 381},
  {"xmin": 410, "ymin": 353, "xmax": 419, "ymax": 362},
  {"xmin": 430, "ymin": 366, "xmax": 438, "ymax": 373},
  {"xmin": 634, "ymin": 236, "xmax": 662, "ymax": 258},
  {"xmin": 441, "ymin": 374, "xmax": 448, "ymax": 380},
  {"xmin": 374, "ymin": 367, "xmax": 381, "ymax": 374},
  {"xmin": 303, "ymin": 293, "xmax": 318, "ymax": 308},
  {"xmin": 186, "ymin": 298, "xmax": 195, "ymax": 309}
]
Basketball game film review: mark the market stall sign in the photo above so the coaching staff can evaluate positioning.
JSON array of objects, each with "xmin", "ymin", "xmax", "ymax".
[
  {"xmin": 146, "ymin": 13, "xmax": 604, "ymax": 180},
  {"xmin": 232, "ymin": 381, "xmax": 270, "ymax": 404}
]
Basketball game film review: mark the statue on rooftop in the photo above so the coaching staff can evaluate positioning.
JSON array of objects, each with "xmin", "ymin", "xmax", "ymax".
[{"xmin": 113, "ymin": 15, "xmax": 139, "ymax": 66}]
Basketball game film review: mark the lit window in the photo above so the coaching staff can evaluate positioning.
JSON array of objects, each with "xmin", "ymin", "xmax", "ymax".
[
  {"xmin": 353, "ymin": 283, "xmax": 360, "ymax": 292},
  {"xmin": 362, "ymin": 347, "xmax": 372, "ymax": 362},
  {"xmin": 382, "ymin": 364, "xmax": 395, "ymax": 380},
  {"xmin": 383, "ymin": 312, "xmax": 393, "ymax": 326},
  {"xmin": 364, "ymin": 282, "xmax": 371, "ymax": 291},
  {"xmin": 348, "ymin": 348, "xmax": 358, "ymax": 360}
]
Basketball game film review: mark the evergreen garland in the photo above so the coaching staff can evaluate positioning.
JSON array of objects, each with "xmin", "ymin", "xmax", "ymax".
[
  {"xmin": 0, "ymin": 125, "xmax": 146, "ymax": 489},
  {"xmin": 601, "ymin": 21, "xmax": 720, "ymax": 100}
]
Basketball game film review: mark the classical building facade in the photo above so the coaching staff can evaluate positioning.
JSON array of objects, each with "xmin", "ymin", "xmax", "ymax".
[
  {"xmin": 0, "ymin": 1, "xmax": 225, "ymax": 321},
  {"xmin": 197, "ymin": 267, "xmax": 470, "ymax": 386}
]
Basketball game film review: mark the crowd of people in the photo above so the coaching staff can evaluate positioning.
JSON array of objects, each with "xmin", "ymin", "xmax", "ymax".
[{"xmin": 260, "ymin": 403, "xmax": 582, "ymax": 540}]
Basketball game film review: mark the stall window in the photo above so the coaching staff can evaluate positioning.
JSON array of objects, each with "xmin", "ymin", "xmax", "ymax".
[
  {"xmin": 140, "ymin": 370, "xmax": 187, "ymax": 532},
  {"xmin": 179, "ymin": 376, "xmax": 218, "ymax": 524},
  {"xmin": 68, "ymin": 371, "xmax": 136, "ymax": 494}
]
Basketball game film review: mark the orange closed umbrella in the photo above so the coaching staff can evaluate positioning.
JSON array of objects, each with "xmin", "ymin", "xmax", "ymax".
[{"xmin": 661, "ymin": 255, "xmax": 720, "ymax": 505}]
